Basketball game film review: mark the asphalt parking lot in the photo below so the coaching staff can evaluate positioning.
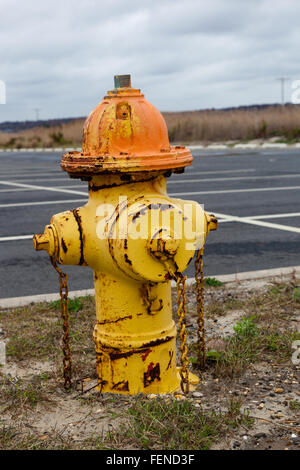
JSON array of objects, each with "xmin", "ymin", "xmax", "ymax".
[{"xmin": 0, "ymin": 148, "xmax": 300, "ymax": 298}]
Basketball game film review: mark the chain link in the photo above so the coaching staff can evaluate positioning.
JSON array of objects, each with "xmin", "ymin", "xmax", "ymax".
[
  {"xmin": 176, "ymin": 274, "xmax": 190, "ymax": 394},
  {"xmin": 195, "ymin": 247, "xmax": 205, "ymax": 370},
  {"xmin": 50, "ymin": 256, "xmax": 72, "ymax": 389},
  {"xmin": 163, "ymin": 260, "xmax": 190, "ymax": 394}
]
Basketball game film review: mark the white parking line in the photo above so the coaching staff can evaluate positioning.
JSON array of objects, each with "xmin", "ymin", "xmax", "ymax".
[
  {"xmin": 1, "ymin": 184, "xmax": 300, "ymax": 208},
  {"xmin": 1, "ymin": 178, "xmax": 300, "ymax": 200},
  {"xmin": 168, "ymin": 173, "xmax": 300, "ymax": 184},
  {"xmin": 1, "ymin": 174, "xmax": 299, "ymax": 194},
  {"xmin": 0, "ymin": 235, "xmax": 33, "ymax": 241},
  {"xmin": 0, "ymin": 168, "xmax": 255, "ymax": 178},
  {"xmin": 219, "ymin": 212, "xmax": 300, "ymax": 222},
  {"xmin": 9, "ymin": 177, "xmax": 69, "ymax": 182},
  {"xmin": 0, "ymin": 173, "xmax": 298, "ymax": 191},
  {"xmin": 0, "ymin": 184, "xmax": 85, "ymax": 194},
  {"xmin": 0, "ymin": 168, "xmax": 256, "ymax": 180},
  {"xmin": 0, "ymin": 188, "xmax": 34, "ymax": 193},
  {"xmin": 0, "ymin": 170, "xmax": 257, "ymax": 185},
  {"xmin": 0, "ymin": 198, "xmax": 87, "ymax": 209},
  {"xmin": 250, "ymin": 212, "xmax": 300, "ymax": 220},
  {"xmin": 183, "ymin": 169, "xmax": 255, "ymax": 175},
  {"xmin": 0, "ymin": 180, "xmax": 87, "ymax": 196},
  {"xmin": 214, "ymin": 212, "xmax": 300, "ymax": 233},
  {"xmin": 170, "ymin": 186, "xmax": 300, "ymax": 197},
  {"xmin": 1, "ymin": 210, "xmax": 300, "ymax": 241},
  {"xmin": 0, "ymin": 167, "xmax": 62, "ymax": 173},
  {"xmin": 0, "ymin": 172, "xmax": 63, "ymax": 179}
]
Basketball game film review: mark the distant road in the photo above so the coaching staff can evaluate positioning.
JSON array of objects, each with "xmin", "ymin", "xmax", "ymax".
[{"xmin": 0, "ymin": 148, "xmax": 300, "ymax": 298}]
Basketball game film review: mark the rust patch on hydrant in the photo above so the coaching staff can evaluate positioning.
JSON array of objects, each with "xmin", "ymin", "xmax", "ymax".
[{"xmin": 144, "ymin": 362, "xmax": 161, "ymax": 387}]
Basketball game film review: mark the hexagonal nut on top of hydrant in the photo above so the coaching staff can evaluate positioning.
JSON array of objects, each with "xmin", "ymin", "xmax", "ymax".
[{"xmin": 33, "ymin": 74, "xmax": 218, "ymax": 395}]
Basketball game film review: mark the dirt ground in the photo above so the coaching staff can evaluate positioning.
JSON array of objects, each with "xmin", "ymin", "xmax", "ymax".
[
  {"xmin": 185, "ymin": 276, "xmax": 300, "ymax": 450},
  {"xmin": 0, "ymin": 273, "xmax": 299, "ymax": 450}
]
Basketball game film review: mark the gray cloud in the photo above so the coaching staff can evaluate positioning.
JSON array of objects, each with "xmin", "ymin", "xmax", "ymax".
[{"xmin": 0, "ymin": 0, "xmax": 299, "ymax": 121}]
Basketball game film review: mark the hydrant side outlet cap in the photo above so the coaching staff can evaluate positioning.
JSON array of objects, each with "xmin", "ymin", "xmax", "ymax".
[{"xmin": 61, "ymin": 75, "xmax": 193, "ymax": 178}]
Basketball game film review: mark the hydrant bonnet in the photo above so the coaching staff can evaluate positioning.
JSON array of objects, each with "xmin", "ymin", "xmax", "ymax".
[{"xmin": 61, "ymin": 75, "xmax": 193, "ymax": 178}]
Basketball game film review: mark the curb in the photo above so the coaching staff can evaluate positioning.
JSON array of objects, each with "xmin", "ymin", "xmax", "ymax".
[
  {"xmin": 184, "ymin": 265, "xmax": 300, "ymax": 286},
  {"xmin": 0, "ymin": 289, "xmax": 95, "ymax": 309},
  {"xmin": 1, "ymin": 265, "xmax": 299, "ymax": 309}
]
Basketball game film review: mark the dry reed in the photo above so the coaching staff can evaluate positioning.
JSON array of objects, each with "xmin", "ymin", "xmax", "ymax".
[{"xmin": 1, "ymin": 105, "xmax": 300, "ymax": 148}]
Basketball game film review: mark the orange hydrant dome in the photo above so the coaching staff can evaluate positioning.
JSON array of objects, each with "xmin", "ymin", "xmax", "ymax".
[{"xmin": 61, "ymin": 75, "xmax": 192, "ymax": 177}]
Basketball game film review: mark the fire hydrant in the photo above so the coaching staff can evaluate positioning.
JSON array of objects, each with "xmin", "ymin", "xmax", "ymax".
[{"xmin": 33, "ymin": 75, "xmax": 217, "ymax": 395}]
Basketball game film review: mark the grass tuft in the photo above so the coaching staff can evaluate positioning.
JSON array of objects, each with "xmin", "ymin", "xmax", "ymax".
[
  {"xmin": 49, "ymin": 297, "xmax": 86, "ymax": 313},
  {"xmin": 208, "ymin": 320, "xmax": 300, "ymax": 378},
  {"xmin": 289, "ymin": 400, "xmax": 300, "ymax": 411},
  {"xmin": 0, "ymin": 375, "xmax": 50, "ymax": 413},
  {"xmin": 107, "ymin": 397, "xmax": 252, "ymax": 450},
  {"xmin": 204, "ymin": 277, "xmax": 224, "ymax": 287}
]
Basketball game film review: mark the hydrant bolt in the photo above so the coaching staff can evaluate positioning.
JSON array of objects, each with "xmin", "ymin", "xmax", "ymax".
[{"xmin": 114, "ymin": 74, "xmax": 131, "ymax": 88}]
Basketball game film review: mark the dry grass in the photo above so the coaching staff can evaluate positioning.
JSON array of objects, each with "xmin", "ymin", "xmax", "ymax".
[
  {"xmin": 164, "ymin": 104, "xmax": 300, "ymax": 143},
  {"xmin": 0, "ymin": 279, "xmax": 298, "ymax": 450},
  {"xmin": 2, "ymin": 105, "xmax": 300, "ymax": 148},
  {"xmin": 0, "ymin": 425, "xmax": 74, "ymax": 450},
  {"xmin": 0, "ymin": 396, "xmax": 253, "ymax": 450},
  {"xmin": 2, "ymin": 280, "xmax": 298, "ymax": 382},
  {"xmin": 0, "ymin": 119, "xmax": 84, "ymax": 149},
  {"xmin": 0, "ymin": 295, "xmax": 97, "ymax": 382},
  {"xmin": 190, "ymin": 280, "xmax": 300, "ymax": 377},
  {"xmin": 0, "ymin": 375, "xmax": 52, "ymax": 415},
  {"xmin": 104, "ymin": 396, "xmax": 252, "ymax": 450}
]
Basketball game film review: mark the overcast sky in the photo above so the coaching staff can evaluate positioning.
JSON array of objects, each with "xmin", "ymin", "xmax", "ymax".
[{"xmin": 1, "ymin": 0, "xmax": 300, "ymax": 122}]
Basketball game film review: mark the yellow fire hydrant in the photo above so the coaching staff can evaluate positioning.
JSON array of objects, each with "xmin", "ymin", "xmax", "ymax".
[{"xmin": 33, "ymin": 75, "xmax": 217, "ymax": 395}]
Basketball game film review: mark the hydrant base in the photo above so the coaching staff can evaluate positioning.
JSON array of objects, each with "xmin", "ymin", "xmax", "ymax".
[{"xmin": 95, "ymin": 368, "xmax": 200, "ymax": 395}]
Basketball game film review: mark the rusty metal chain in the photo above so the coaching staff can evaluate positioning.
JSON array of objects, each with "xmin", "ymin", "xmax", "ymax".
[
  {"xmin": 162, "ymin": 260, "xmax": 190, "ymax": 394},
  {"xmin": 195, "ymin": 247, "xmax": 205, "ymax": 370},
  {"xmin": 176, "ymin": 274, "xmax": 190, "ymax": 394},
  {"xmin": 50, "ymin": 256, "xmax": 72, "ymax": 389}
]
